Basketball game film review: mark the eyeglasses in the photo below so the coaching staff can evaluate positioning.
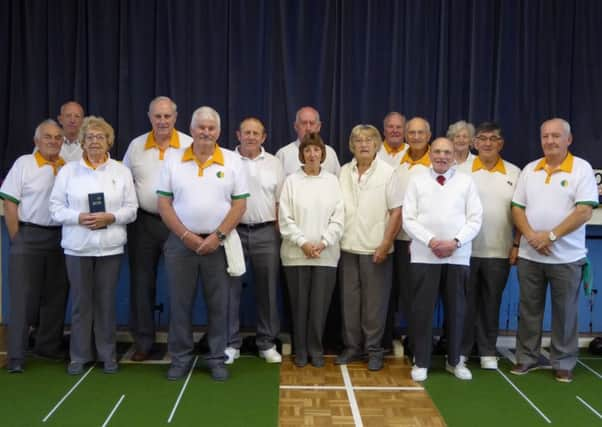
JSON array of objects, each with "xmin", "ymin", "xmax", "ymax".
[
  {"xmin": 475, "ymin": 135, "xmax": 502, "ymax": 142},
  {"xmin": 85, "ymin": 133, "xmax": 107, "ymax": 142},
  {"xmin": 354, "ymin": 138, "xmax": 374, "ymax": 144}
]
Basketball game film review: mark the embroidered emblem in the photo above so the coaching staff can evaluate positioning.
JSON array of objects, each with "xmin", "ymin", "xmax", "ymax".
[
  {"xmin": 560, "ymin": 179, "xmax": 568, "ymax": 187},
  {"xmin": 216, "ymin": 171, "xmax": 224, "ymax": 178}
]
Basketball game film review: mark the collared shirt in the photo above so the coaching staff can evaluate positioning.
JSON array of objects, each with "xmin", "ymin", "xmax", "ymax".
[
  {"xmin": 376, "ymin": 141, "xmax": 408, "ymax": 167},
  {"xmin": 123, "ymin": 130, "xmax": 192, "ymax": 213},
  {"xmin": 275, "ymin": 139, "xmax": 341, "ymax": 176},
  {"xmin": 339, "ymin": 158, "xmax": 403, "ymax": 254},
  {"xmin": 512, "ymin": 152, "xmax": 598, "ymax": 264},
  {"xmin": 403, "ymin": 167, "xmax": 483, "ymax": 265},
  {"xmin": 60, "ymin": 137, "xmax": 84, "ymax": 162},
  {"xmin": 235, "ymin": 146, "xmax": 284, "ymax": 224},
  {"xmin": 0, "ymin": 153, "xmax": 66, "ymax": 226},
  {"xmin": 157, "ymin": 145, "xmax": 250, "ymax": 234},
  {"xmin": 49, "ymin": 154, "xmax": 138, "ymax": 256},
  {"xmin": 470, "ymin": 157, "xmax": 521, "ymax": 258}
]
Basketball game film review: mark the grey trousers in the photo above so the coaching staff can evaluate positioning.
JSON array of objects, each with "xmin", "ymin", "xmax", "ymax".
[
  {"xmin": 516, "ymin": 257, "xmax": 584, "ymax": 370},
  {"xmin": 461, "ymin": 257, "xmax": 510, "ymax": 357},
  {"xmin": 66, "ymin": 254, "xmax": 122, "ymax": 364},
  {"xmin": 284, "ymin": 265, "xmax": 336, "ymax": 358},
  {"xmin": 227, "ymin": 223, "xmax": 281, "ymax": 351},
  {"xmin": 164, "ymin": 233, "xmax": 229, "ymax": 368},
  {"xmin": 339, "ymin": 252, "xmax": 392, "ymax": 357},
  {"xmin": 8, "ymin": 225, "xmax": 68, "ymax": 361},
  {"xmin": 410, "ymin": 263, "xmax": 468, "ymax": 368},
  {"xmin": 127, "ymin": 210, "xmax": 169, "ymax": 353}
]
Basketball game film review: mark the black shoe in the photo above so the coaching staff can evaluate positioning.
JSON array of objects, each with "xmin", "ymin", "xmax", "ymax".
[
  {"xmin": 167, "ymin": 363, "xmax": 190, "ymax": 380},
  {"xmin": 310, "ymin": 355, "xmax": 325, "ymax": 368},
  {"xmin": 368, "ymin": 355, "xmax": 384, "ymax": 371},
  {"xmin": 103, "ymin": 361, "xmax": 119, "ymax": 374},
  {"xmin": 210, "ymin": 365, "xmax": 229, "ymax": 381},
  {"xmin": 67, "ymin": 362, "xmax": 84, "ymax": 375},
  {"xmin": 294, "ymin": 354, "xmax": 308, "ymax": 367},
  {"xmin": 335, "ymin": 349, "xmax": 362, "ymax": 365},
  {"xmin": 7, "ymin": 359, "xmax": 24, "ymax": 373}
]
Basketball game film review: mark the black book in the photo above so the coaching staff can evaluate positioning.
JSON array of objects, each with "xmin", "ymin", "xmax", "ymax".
[{"xmin": 88, "ymin": 192, "xmax": 107, "ymax": 229}]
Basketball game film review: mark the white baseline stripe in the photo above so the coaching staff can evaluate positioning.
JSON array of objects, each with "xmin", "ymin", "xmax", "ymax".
[
  {"xmin": 280, "ymin": 385, "xmax": 423, "ymax": 391},
  {"xmin": 42, "ymin": 365, "xmax": 95, "ymax": 422},
  {"xmin": 576, "ymin": 395, "xmax": 602, "ymax": 419},
  {"xmin": 496, "ymin": 368, "xmax": 551, "ymax": 424},
  {"xmin": 101, "ymin": 394, "xmax": 125, "ymax": 427},
  {"xmin": 340, "ymin": 365, "xmax": 363, "ymax": 427},
  {"xmin": 167, "ymin": 356, "xmax": 198, "ymax": 424},
  {"xmin": 577, "ymin": 360, "xmax": 602, "ymax": 379},
  {"xmin": 353, "ymin": 386, "xmax": 423, "ymax": 391}
]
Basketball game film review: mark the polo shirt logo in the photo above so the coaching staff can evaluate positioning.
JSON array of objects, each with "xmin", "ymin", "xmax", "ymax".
[
  {"xmin": 561, "ymin": 179, "xmax": 569, "ymax": 187},
  {"xmin": 216, "ymin": 171, "xmax": 224, "ymax": 178}
]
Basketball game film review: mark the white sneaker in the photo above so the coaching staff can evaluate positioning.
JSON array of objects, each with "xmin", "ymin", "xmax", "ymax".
[
  {"xmin": 446, "ymin": 361, "xmax": 472, "ymax": 380},
  {"xmin": 259, "ymin": 347, "xmax": 282, "ymax": 364},
  {"xmin": 480, "ymin": 356, "xmax": 498, "ymax": 370},
  {"xmin": 224, "ymin": 347, "xmax": 240, "ymax": 365},
  {"xmin": 411, "ymin": 365, "xmax": 428, "ymax": 382}
]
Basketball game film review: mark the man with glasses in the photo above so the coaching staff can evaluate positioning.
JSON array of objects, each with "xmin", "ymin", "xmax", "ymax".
[
  {"xmin": 123, "ymin": 96, "xmax": 192, "ymax": 362},
  {"xmin": 460, "ymin": 122, "xmax": 521, "ymax": 370},
  {"xmin": 511, "ymin": 118, "xmax": 598, "ymax": 383}
]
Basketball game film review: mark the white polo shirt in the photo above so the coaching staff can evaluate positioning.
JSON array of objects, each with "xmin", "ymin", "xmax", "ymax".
[
  {"xmin": 403, "ymin": 168, "xmax": 483, "ymax": 266},
  {"xmin": 470, "ymin": 157, "xmax": 521, "ymax": 258},
  {"xmin": 123, "ymin": 129, "xmax": 192, "ymax": 213},
  {"xmin": 276, "ymin": 139, "xmax": 341, "ymax": 176},
  {"xmin": 157, "ymin": 145, "xmax": 250, "ymax": 234},
  {"xmin": 339, "ymin": 158, "xmax": 403, "ymax": 255},
  {"xmin": 395, "ymin": 149, "xmax": 431, "ymax": 241},
  {"xmin": 0, "ymin": 152, "xmax": 66, "ymax": 226},
  {"xmin": 512, "ymin": 153, "xmax": 598, "ymax": 264},
  {"xmin": 376, "ymin": 141, "xmax": 408, "ymax": 167},
  {"xmin": 234, "ymin": 146, "xmax": 284, "ymax": 224},
  {"xmin": 60, "ymin": 138, "xmax": 84, "ymax": 162},
  {"xmin": 278, "ymin": 168, "xmax": 344, "ymax": 267},
  {"xmin": 49, "ymin": 155, "xmax": 138, "ymax": 256}
]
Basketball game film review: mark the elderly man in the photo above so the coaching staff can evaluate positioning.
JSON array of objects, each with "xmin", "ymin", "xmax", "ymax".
[
  {"xmin": 225, "ymin": 117, "xmax": 284, "ymax": 365},
  {"xmin": 461, "ymin": 122, "xmax": 521, "ymax": 370},
  {"xmin": 157, "ymin": 106, "xmax": 248, "ymax": 381},
  {"xmin": 276, "ymin": 106, "xmax": 340, "ymax": 176},
  {"xmin": 123, "ymin": 96, "xmax": 192, "ymax": 361},
  {"xmin": 376, "ymin": 112, "xmax": 407, "ymax": 167},
  {"xmin": 57, "ymin": 101, "xmax": 85, "ymax": 162},
  {"xmin": 511, "ymin": 118, "xmax": 598, "ymax": 383},
  {"xmin": 403, "ymin": 137, "xmax": 482, "ymax": 382},
  {"xmin": 392, "ymin": 117, "xmax": 432, "ymax": 353},
  {"xmin": 0, "ymin": 120, "xmax": 69, "ymax": 372}
]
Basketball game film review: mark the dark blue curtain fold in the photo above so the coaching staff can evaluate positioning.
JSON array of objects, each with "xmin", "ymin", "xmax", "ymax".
[{"xmin": 1, "ymin": 0, "xmax": 601, "ymax": 175}]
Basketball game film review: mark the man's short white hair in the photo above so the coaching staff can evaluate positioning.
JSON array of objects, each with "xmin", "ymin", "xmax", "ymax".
[
  {"xmin": 148, "ymin": 96, "xmax": 177, "ymax": 114},
  {"xmin": 34, "ymin": 119, "xmax": 62, "ymax": 140},
  {"xmin": 191, "ymin": 106, "xmax": 221, "ymax": 130},
  {"xmin": 541, "ymin": 118, "xmax": 571, "ymax": 135}
]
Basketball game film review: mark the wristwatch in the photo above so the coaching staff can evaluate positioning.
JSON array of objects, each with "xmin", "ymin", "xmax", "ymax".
[
  {"xmin": 215, "ymin": 229, "xmax": 227, "ymax": 242},
  {"xmin": 454, "ymin": 238, "xmax": 461, "ymax": 248},
  {"xmin": 548, "ymin": 231, "xmax": 557, "ymax": 242}
]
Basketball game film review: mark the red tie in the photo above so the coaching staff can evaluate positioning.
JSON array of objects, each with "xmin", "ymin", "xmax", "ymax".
[{"xmin": 436, "ymin": 175, "xmax": 446, "ymax": 186}]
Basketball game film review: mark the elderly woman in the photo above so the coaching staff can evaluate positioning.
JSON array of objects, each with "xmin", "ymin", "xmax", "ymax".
[
  {"xmin": 50, "ymin": 116, "xmax": 138, "ymax": 375},
  {"xmin": 336, "ymin": 124, "xmax": 402, "ymax": 371},
  {"xmin": 446, "ymin": 120, "xmax": 476, "ymax": 172},
  {"xmin": 279, "ymin": 132, "xmax": 344, "ymax": 368}
]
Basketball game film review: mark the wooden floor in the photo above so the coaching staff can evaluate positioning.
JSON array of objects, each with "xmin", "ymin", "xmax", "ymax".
[{"xmin": 279, "ymin": 356, "xmax": 446, "ymax": 426}]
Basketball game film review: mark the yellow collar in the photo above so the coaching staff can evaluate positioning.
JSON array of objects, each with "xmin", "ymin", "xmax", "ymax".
[
  {"xmin": 83, "ymin": 153, "xmax": 109, "ymax": 170},
  {"xmin": 383, "ymin": 141, "xmax": 406, "ymax": 155},
  {"xmin": 182, "ymin": 144, "xmax": 225, "ymax": 176},
  {"xmin": 534, "ymin": 153, "xmax": 574, "ymax": 184},
  {"xmin": 400, "ymin": 148, "xmax": 431, "ymax": 168},
  {"xmin": 472, "ymin": 156, "xmax": 506, "ymax": 174},
  {"xmin": 144, "ymin": 130, "xmax": 181, "ymax": 160},
  {"xmin": 34, "ymin": 151, "xmax": 65, "ymax": 175}
]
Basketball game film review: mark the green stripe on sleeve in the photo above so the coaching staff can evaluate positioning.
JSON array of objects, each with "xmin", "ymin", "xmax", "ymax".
[
  {"xmin": 511, "ymin": 201, "xmax": 525, "ymax": 209},
  {"xmin": 576, "ymin": 201, "xmax": 599, "ymax": 208},
  {"xmin": 156, "ymin": 190, "xmax": 174, "ymax": 198},
  {"xmin": 231, "ymin": 193, "xmax": 250, "ymax": 200},
  {"xmin": 0, "ymin": 192, "xmax": 20, "ymax": 204}
]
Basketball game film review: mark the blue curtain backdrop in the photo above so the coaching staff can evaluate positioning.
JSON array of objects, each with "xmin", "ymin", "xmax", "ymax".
[{"xmin": 1, "ymin": 0, "xmax": 601, "ymax": 176}]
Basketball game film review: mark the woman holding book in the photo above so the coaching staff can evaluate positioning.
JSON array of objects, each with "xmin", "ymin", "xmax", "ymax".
[{"xmin": 49, "ymin": 116, "xmax": 137, "ymax": 375}]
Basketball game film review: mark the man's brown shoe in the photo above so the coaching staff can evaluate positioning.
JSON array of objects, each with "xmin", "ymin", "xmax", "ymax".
[
  {"xmin": 131, "ymin": 351, "xmax": 149, "ymax": 362},
  {"xmin": 510, "ymin": 363, "xmax": 539, "ymax": 375},
  {"xmin": 554, "ymin": 369, "xmax": 573, "ymax": 383}
]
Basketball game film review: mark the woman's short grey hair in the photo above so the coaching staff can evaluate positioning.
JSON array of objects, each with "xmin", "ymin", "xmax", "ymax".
[{"xmin": 446, "ymin": 120, "xmax": 475, "ymax": 140}]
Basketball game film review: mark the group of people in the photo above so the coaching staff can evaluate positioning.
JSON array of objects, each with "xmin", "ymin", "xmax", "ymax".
[{"xmin": 1, "ymin": 98, "xmax": 597, "ymax": 385}]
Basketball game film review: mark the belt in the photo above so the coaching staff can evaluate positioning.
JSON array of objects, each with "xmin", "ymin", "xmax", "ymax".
[
  {"xmin": 139, "ymin": 208, "xmax": 161, "ymax": 219},
  {"xmin": 19, "ymin": 221, "xmax": 61, "ymax": 230},
  {"xmin": 238, "ymin": 221, "xmax": 276, "ymax": 230}
]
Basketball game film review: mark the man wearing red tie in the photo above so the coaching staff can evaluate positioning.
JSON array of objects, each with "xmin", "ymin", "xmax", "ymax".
[{"xmin": 402, "ymin": 137, "xmax": 483, "ymax": 382}]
